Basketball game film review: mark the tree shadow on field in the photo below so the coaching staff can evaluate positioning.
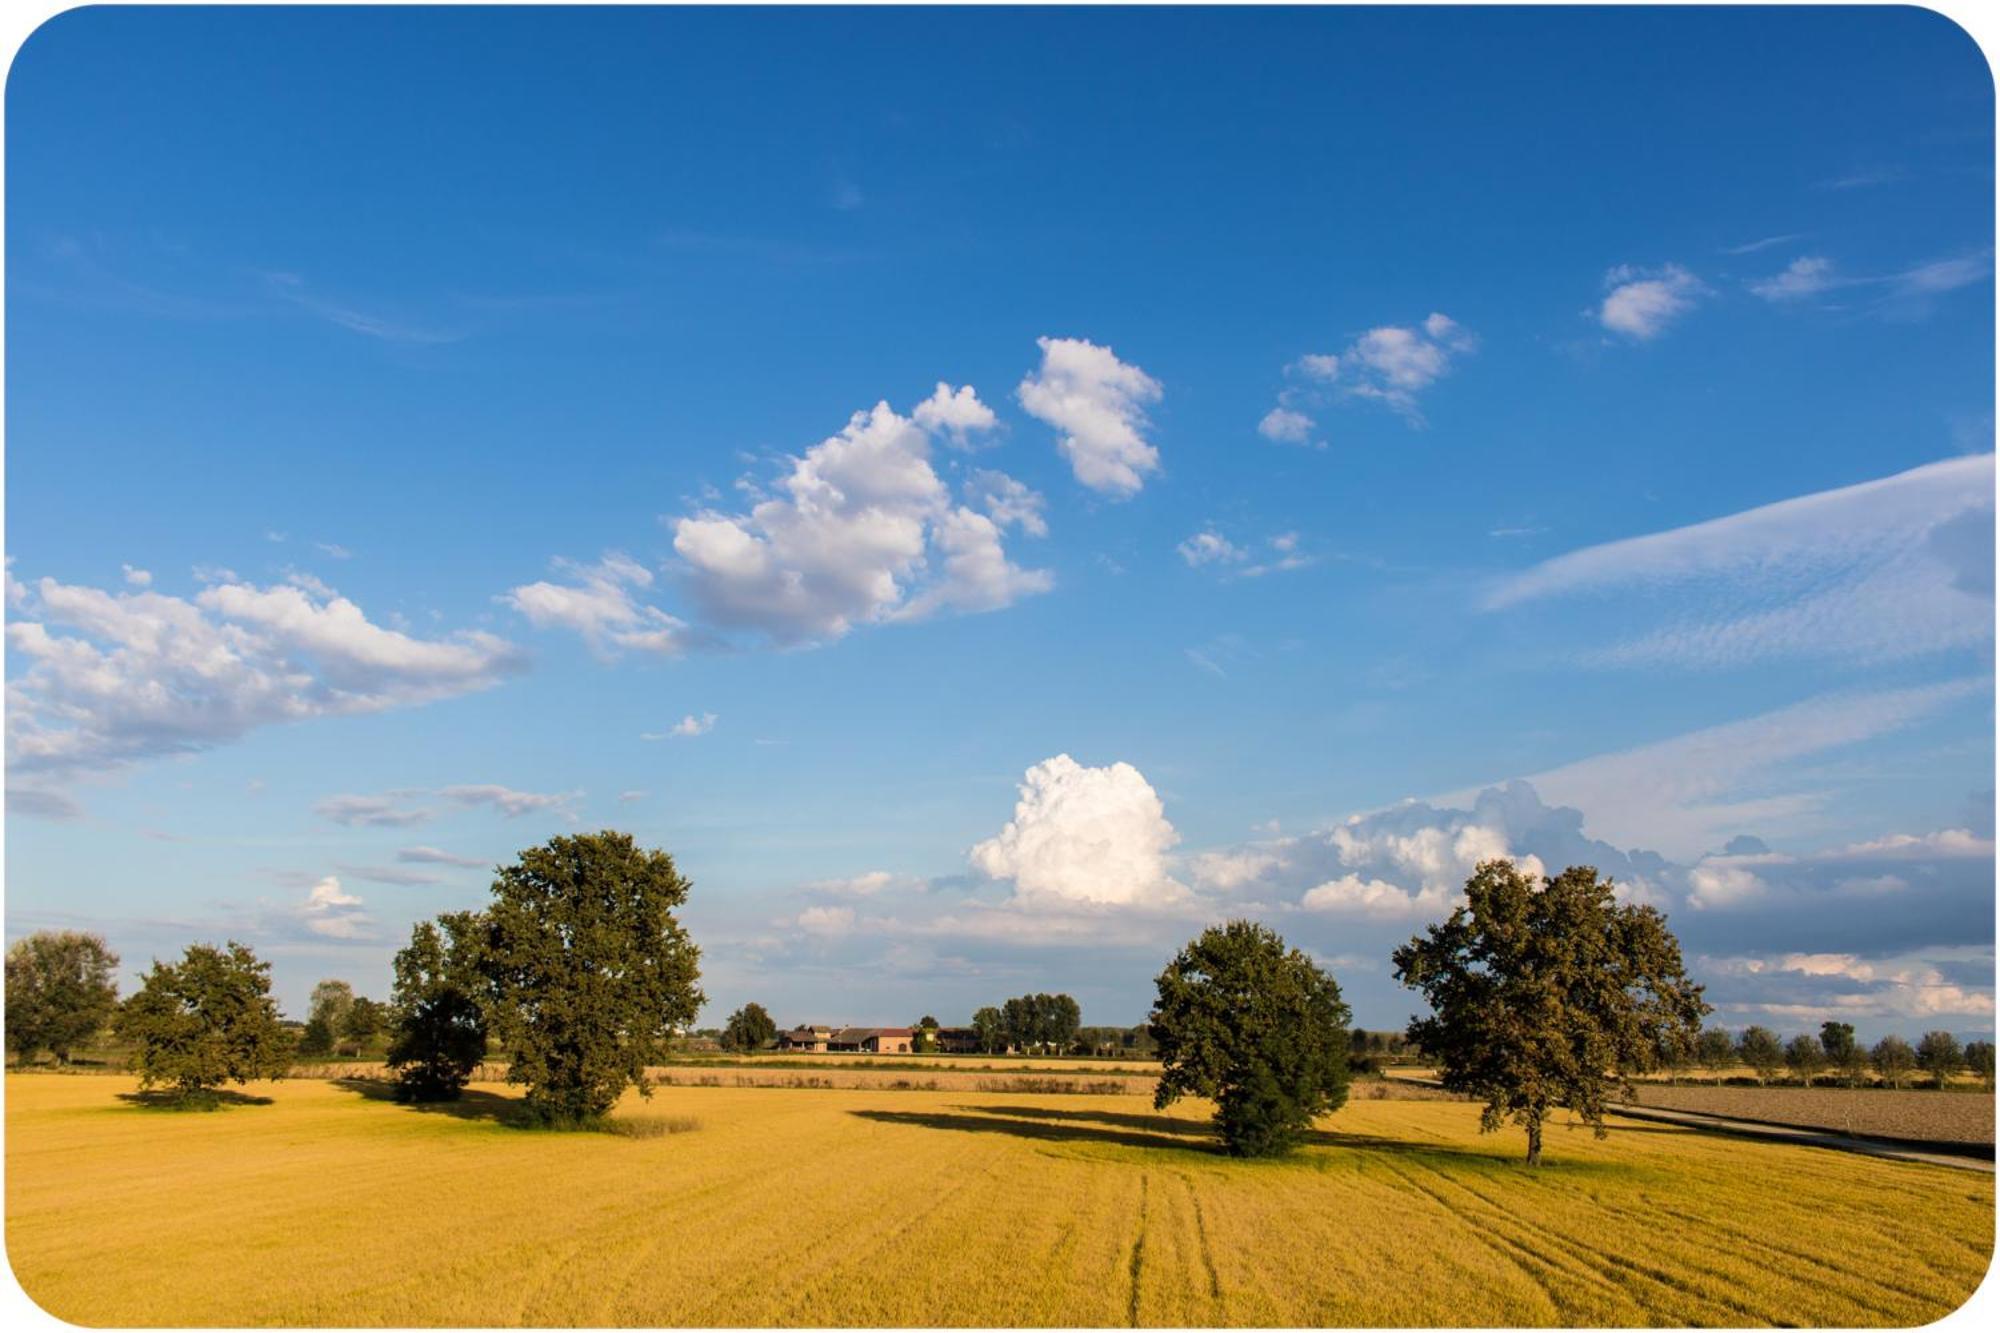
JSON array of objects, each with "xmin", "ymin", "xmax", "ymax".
[
  {"xmin": 853, "ymin": 1103, "xmax": 1516, "ymax": 1166},
  {"xmin": 332, "ymin": 1077, "xmax": 526, "ymax": 1126},
  {"xmin": 116, "ymin": 1089, "xmax": 275, "ymax": 1110}
]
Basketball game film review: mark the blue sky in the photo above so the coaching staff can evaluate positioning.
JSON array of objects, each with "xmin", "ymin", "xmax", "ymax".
[{"xmin": 5, "ymin": 6, "xmax": 1994, "ymax": 1041}]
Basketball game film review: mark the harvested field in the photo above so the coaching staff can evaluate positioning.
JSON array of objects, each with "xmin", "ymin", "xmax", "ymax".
[
  {"xmin": 1630, "ymin": 1084, "xmax": 1995, "ymax": 1145},
  {"xmin": 6, "ymin": 1073, "xmax": 1990, "ymax": 1326}
]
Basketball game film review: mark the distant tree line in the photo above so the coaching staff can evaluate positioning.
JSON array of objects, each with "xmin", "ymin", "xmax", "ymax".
[{"xmin": 1672, "ymin": 1020, "xmax": 1994, "ymax": 1091}]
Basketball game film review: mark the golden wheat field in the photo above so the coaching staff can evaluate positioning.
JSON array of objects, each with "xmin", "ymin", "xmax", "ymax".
[{"xmin": 4, "ymin": 1074, "xmax": 1992, "ymax": 1327}]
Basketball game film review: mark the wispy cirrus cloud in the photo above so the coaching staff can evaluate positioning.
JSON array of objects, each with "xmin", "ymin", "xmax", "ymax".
[{"xmin": 1482, "ymin": 454, "xmax": 1995, "ymax": 670}]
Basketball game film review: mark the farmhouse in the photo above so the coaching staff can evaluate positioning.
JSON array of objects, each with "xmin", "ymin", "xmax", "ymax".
[{"xmin": 777, "ymin": 1025, "xmax": 913, "ymax": 1053}]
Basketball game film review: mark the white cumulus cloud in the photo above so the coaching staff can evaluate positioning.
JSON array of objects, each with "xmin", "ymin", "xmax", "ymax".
[
  {"xmin": 1598, "ymin": 264, "xmax": 1707, "ymax": 339},
  {"xmin": 1016, "ymin": 336, "xmax": 1164, "ymax": 498},
  {"xmin": 970, "ymin": 754, "xmax": 1185, "ymax": 907}
]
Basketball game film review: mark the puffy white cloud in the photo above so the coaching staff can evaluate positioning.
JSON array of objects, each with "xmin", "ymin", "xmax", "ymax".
[
  {"xmin": 964, "ymin": 470, "xmax": 1048, "ymax": 537},
  {"xmin": 1702, "ymin": 950, "xmax": 1994, "ymax": 1023},
  {"xmin": 1598, "ymin": 263, "xmax": 1706, "ymax": 339},
  {"xmin": 1300, "ymin": 874, "xmax": 1448, "ymax": 919},
  {"xmin": 671, "ymin": 396, "xmax": 1049, "ymax": 644},
  {"xmin": 1484, "ymin": 454, "xmax": 1995, "ymax": 672},
  {"xmin": 1177, "ymin": 529, "xmax": 1247, "ymax": 567},
  {"xmin": 1275, "ymin": 312, "xmax": 1474, "ymax": 426},
  {"xmin": 795, "ymin": 905, "xmax": 857, "ymax": 936},
  {"xmin": 6, "ymin": 572, "xmax": 520, "ymax": 778},
  {"xmin": 1749, "ymin": 256, "xmax": 1837, "ymax": 302},
  {"xmin": 969, "ymin": 754, "xmax": 1185, "ymax": 907},
  {"xmin": 503, "ymin": 552, "xmax": 689, "ymax": 656},
  {"xmin": 644, "ymin": 712, "xmax": 716, "ymax": 740},
  {"xmin": 300, "ymin": 876, "xmax": 373, "ymax": 940},
  {"xmin": 121, "ymin": 564, "xmax": 151, "ymax": 587},
  {"xmin": 1257, "ymin": 407, "xmax": 1316, "ymax": 445},
  {"xmin": 911, "ymin": 382, "xmax": 998, "ymax": 448},
  {"xmin": 1016, "ymin": 336, "xmax": 1163, "ymax": 497}
]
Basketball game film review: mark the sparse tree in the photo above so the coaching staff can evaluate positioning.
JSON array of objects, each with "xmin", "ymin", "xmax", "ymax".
[
  {"xmin": 482, "ymin": 831, "xmax": 705, "ymax": 1125},
  {"xmin": 1872, "ymin": 1034, "xmax": 1917, "ymax": 1089},
  {"xmin": 1736, "ymin": 1026, "xmax": 1785, "ymax": 1085},
  {"xmin": 971, "ymin": 1006, "xmax": 1005, "ymax": 1054},
  {"xmin": 1151, "ymin": 920, "xmax": 1351, "ymax": 1157},
  {"xmin": 1963, "ymin": 1040, "xmax": 1995, "ymax": 1092},
  {"xmin": 1916, "ymin": 1030, "xmax": 1964, "ymax": 1089},
  {"xmin": 723, "ymin": 1002, "xmax": 778, "ymax": 1052},
  {"xmin": 1696, "ymin": 1027, "xmax": 1737, "ymax": 1084},
  {"xmin": 308, "ymin": 979, "xmax": 355, "ymax": 1049},
  {"xmin": 116, "ymin": 942, "xmax": 293, "ymax": 1102},
  {"xmin": 1785, "ymin": 1033, "xmax": 1827, "ymax": 1087},
  {"xmin": 1394, "ymin": 861, "xmax": 1709, "ymax": 1166},
  {"xmin": 5, "ymin": 930, "xmax": 121, "ymax": 1065},
  {"xmin": 386, "ymin": 912, "xmax": 489, "ymax": 1102}
]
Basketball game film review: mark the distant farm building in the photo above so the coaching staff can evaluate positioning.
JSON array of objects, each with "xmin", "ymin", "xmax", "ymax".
[{"xmin": 777, "ymin": 1025, "xmax": 914, "ymax": 1054}]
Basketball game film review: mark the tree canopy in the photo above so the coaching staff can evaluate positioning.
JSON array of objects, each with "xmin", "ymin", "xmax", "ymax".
[
  {"xmin": 5, "ymin": 930, "xmax": 121, "ymax": 1064},
  {"xmin": 386, "ymin": 911, "xmax": 490, "ymax": 1102},
  {"xmin": 1151, "ymin": 920, "xmax": 1351, "ymax": 1157},
  {"xmin": 1872, "ymin": 1034, "xmax": 1917, "ymax": 1089},
  {"xmin": 1393, "ymin": 861, "xmax": 1708, "ymax": 1165},
  {"xmin": 1916, "ymin": 1030, "xmax": 1964, "ymax": 1087},
  {"xmin": 971, "ymin": 1006, "xmax": 1005, "ymax": 1054},
  {"xmin": 115, "ymin": 942, "xmax": 293, "ymax": 1101},
  {"xmin": 723, "ymin": 1002, "xmax": 778, "ymax": 1052},
  {"xmin": 482, "ymin": 830, "xmax": 704, "ymax": 1124},
  {"xmin": 1737, "ymin": 1026, "xmax": 1784, "ymax": 1084},
  {"xmin": 999, "ymin": 992, "xmax": 1081, "ymax": 1054}
]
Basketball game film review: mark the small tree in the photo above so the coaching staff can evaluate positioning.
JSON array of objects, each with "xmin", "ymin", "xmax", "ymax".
[
  {"xmin": 971, "ymin": 1006, "xmax": 1005, "ymax": 1054},
  {"xmin": 1151, "ymin": 920, "xmax": 1351, "ymax": 1157},
  {"xmin": 116, "ymin": 942, "xmax": 293, "ymax": 1102},
  {"xmin": 1872, "ymin": 1034, "xmax": 1917, "ymax": 1089},
  {"xmin": 1045, "ymin": 994, "xmax": 1082, "ymax": 1055},
  {"xmin": 1916, "ymin": 1030, "xmax": 1963, "ymax": 1089},
  {"xmin": 723, "ymin": 1002, "xmax": 778, "ymax": 1052},
  {"xmin": 1963, "ymin": 1040, "xmax": 1995, "ymax": 1091},
  {"xmin": 1785, "ymin": 1033, "xmax": 1827, "ymax": 1087},
  {"xmin": 1736, "ymin": 1026, "xmax": 1784, "ymax": 1085},
  {"xmin": 1696, "ymin": 1027, "xmax": 1737, "ymax": 1084},
  {"xmin": 297, "ymin": 1014, "xmax": 336, "ymax": 1058},
  {"xmin": 343, "ymin": 997, "xmax": 385, "ymax": 1050},
  {"xmin": 308, "ymin": 980, "xmax": 355, "ymax": 1039},
  {"xmin": 910, "ymin": 1015, "xmax": 940, "ymax": 1053},
  {"xmin": 386, "ymin": 912, "xmax": 489, "ymax": 1102},
  {"xmin": 5, "ymin": 930, "xmax": 121, "ymax": 1064},
  {"xmin": 483, "ymin": 831, "xmax": 705, "ymax": 1125},
  {"xmin": 1394, "ymin": 861, "xmax": 1708, "ymax": 1165},
  {"xmin": 1821, "ymin": 1021, "xmax": 1867, "ymax": 1087}
]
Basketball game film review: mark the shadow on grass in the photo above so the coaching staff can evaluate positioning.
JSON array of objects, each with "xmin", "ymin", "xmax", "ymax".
[
  {"xmin": 851, "ymin": 1102, "xmax": 1520, "ymax": 1165},
  {"xmin": 333, "ymin": 1077, "xmax": 527, "ymax": 1126},
  {"xmin": 116, "ymin": 1089, "xmax": 274, "ymax": 1111}
]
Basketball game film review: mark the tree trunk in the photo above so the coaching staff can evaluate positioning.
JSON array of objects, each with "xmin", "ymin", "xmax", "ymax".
[{"xmin": 1524, "ymin": 1116, "xmax": 1543, "ymax": 1167}]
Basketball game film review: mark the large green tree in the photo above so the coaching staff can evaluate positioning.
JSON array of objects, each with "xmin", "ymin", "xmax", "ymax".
[
  {"xmin": 1393, "ymin": 861, "xmax": 1708, "ymax": 1166},
  {"xmin": 971, "ymin": 1006, "xmax": 1005, "ymax": 1054},
  {"xmin": 308, "ymin": 979, "xmax": 355, "ymax": 1036},
  {"xmin": 482, "ymin": 831, "xmax": 705, "ymax": 1124},
  {"xmin": 1821, "ymin": 1021, "xmax": 1867, "ymax": 1087},
  {"xmin": 116, "ymin": 942, "xmax": 293, "ymax": 1101},
  {"xmin": 1150, "ymin": 920, "xmax": 1351, "ymax": 1157},
  {"xmin": 1785, "ymin": 1033, "xmax": 1827, "ymax": 1087},
  {"xmin": 722, "ymin": 1002, "xmax": 778, "ymax": 1052},
  {"xmin": 385, "ymin": 911, "xmax": 490, "ymax": 1102},
  {"xmin": 5, "ymin": 930, "xmax": 121, "ymax": 1064}
]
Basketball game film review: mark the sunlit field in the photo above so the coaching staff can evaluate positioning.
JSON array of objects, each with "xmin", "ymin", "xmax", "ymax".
[{"xmin": 6, "ymin": 1074, "xmax": 1990, "ymax": 1327}]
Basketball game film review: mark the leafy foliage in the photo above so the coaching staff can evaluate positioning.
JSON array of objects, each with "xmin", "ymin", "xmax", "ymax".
[
  {"xmin": 344, "ymin": 997, "xmax": 386, "ymax": 1046},
  {"xmin": 1785, "ymin": 1033, "xmax": 1827, "ymax": 1086},
  {"xmin": 1393, "ymin": 861, "xmax": 1708, "ymax": 1165},
  {"xmin": 723, "ymin": 1002, "xmax": 778, "ymax": 1052},
  {"xmin": 999, "ymin": 992, "xmax": 1082, "ymax": 1054},
  {"xmin": 1821, "ymin": 1021, "xmax": 1867, "ymax": 1086},
  {"xmin": 1695, "ymin": 1027, "xmax": 1737, "ymax": 1079},
  {"xmin": 386, "ymin": 911, "xmax": 490, "ymax": 1102},
  {"xmin": 308, "ymin": 979, "xmax": 355, "ymax": 1037},
  {"xmin": 1871, "ymin": 1034, "xmax": 1917, "ymax": 1089},
  {"xmin": 1964, "ymin": 1039, "xmax": 1995, "ymax": 1090},
  {"xmin": 1151, "ymin": 920, "xmax": 1351, "ymax": 1157},
  {"xmin": 1916, "ymin": 1030, "xmax": 1963, "ymax": 1088},
  {"xmin": 482, "ymin": 831, "xmax": 704, "ymax": 1124},
  {"xmin": 5, "ymin": 930, "xmax": 121, "ymax": 1063},
  {"xmin": 971, "ymin": 1006, "xmax": 1005, "ymax": 1054},
  {"xmin": 1736, "ymin": 1026, "xmax": 1784, "ymax": 1084},
  {"xmin": 115, "ymin": 942, "xmax": 293, "ymax": 1100}
]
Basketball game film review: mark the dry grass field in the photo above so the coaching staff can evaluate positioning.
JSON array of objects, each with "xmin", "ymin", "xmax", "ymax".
[{"xmin": 5, "ymin": 1073, "xmax": 1991, "ymax": 1327}]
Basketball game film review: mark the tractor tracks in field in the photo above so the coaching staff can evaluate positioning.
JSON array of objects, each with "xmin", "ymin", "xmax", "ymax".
[{"xmin": 1125, "ymin": 1173, "xmax": 1150, "ymax": 1326}]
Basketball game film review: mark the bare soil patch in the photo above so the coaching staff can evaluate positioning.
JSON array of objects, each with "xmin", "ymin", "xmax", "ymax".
[{"xmin": 1632, "ymin": 1084, "xmax": 1994, "ymax": 1145}]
